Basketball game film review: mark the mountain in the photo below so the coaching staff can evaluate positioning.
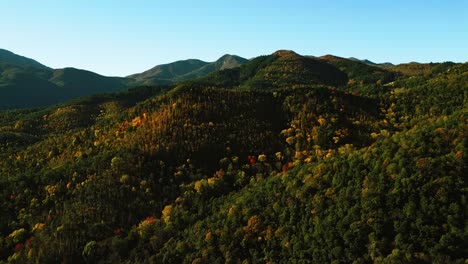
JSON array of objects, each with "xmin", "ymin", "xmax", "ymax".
[
  {"xmin": 195, "ymin": 50, "xmax": 349, "ymax": 89},
  {"xmin": 0, "ymin": 49, "xmax": 248, "ymax": 109},
  {"xmin": 0, "ymin": 63, "xmax": 130, "ymax": 109},
  {"xmin": 0, "ymin": 49, "xmax": 50, "ymax": 70},
  {"xmin": 174, "ymin": 54, "xmax": 249, "ymax": 81},
  {"xmin": 128, "ymin": 59, "xmax": 209, "ymax": 86},
  {"xmin": 216, "ymin": 54, "xmax": 250, "ymax": 70},
  {"xmin": 320, "ymin": 54, "xmax": 396, "ymax": 87},
  {"xmin": 0, "ymin": 49, "xmax": 134, "ymax": 109},
  {"xmin": 250, "ymin": 50, "xmax": 348, "ymax": 87},
  {"xmin": 379, "ymin": 62, "xmax": 395, "ymax": 67},
  {"xmin": 49, "ymin": 68, "xmax": 128, "ymax": 97},
  {"xmin": 129, "ymin": 54, "xmax": 248, "ymax": 86},
  {"xmin": 0, "ymin": 62, "xmax": 61, "ymax": 108},
  {"xmin": 0, "ymin": 50, "xmax": 466, "ymax": 263},
  {"xmin": 389, "ymin": 61, "xmax": 457, "ymax": 76},
  {"xmin": 349, "ymin": 56, "xmax": 394, "ymax": 67}
]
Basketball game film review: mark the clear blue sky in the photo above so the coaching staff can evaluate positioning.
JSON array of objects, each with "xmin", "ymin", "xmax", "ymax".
[{"xmin": 1, "ymin": 0, "xmax": 467, "ymax": 76}]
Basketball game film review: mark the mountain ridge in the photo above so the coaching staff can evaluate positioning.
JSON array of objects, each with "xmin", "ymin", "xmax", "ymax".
[
  {"xmin": 0, "ymin": 48, "xmax": 51, "ymax": 70},
  {"xmin": 0, "ymin": 48, "xmax": 462, "ymax": 110},
  {"xmin": 129, "ymin": 54, "xmax": 249, "ymax": 85},
  {"xmin": 0, "ymin": 51, "xmax": 250, "ymax": 109}
]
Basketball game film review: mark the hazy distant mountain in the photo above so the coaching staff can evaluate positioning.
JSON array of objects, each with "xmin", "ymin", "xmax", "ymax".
[
  {"xmin": 349, "ymin": 57, "xmax": 394, "ymax": 67},
  {"xmin": 0, "ymin": 49, "xmax": 130, "ymax": 109},
  {"xmin": 0, "ymin": 65, "xmax": 129, "ymax": 109},
  {"xmin": 129, "ymin": 54, "xmax": 248, "ymax": 86},
  {"xmin": 216, "ymin": 54, "xmax": 250, "ymax": 70},
  {"xmin": 175, "ymin": 55, "xmax": 249, "ymax": 81},
  {"xmin": 0, "ymin": 48, "xmax": 50, "ymax": 70},
  {"xmin": 49, "ymin": 67, "xmax": 128, "ymax": 97},
  {"xmin": 0, "ymin": 62, "xmax": 63, "ymax": 108},
  {"xmin": 0, "ymin": 49, "xmax": 249, "ymax": 109},
  {"xmin": 128, "ymin": 59, "xmax": 209, "ymax": 86}
]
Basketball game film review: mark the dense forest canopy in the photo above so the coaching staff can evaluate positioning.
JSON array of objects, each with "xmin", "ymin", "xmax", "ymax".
[{"xmin": 0, "ymin": 50, "xmax": 466, "ymax": 263}]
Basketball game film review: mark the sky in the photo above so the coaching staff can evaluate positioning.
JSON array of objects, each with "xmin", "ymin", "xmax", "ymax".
[{"xmin": 1, "ymin": 0, "xmax": 467, "ymax": 76}]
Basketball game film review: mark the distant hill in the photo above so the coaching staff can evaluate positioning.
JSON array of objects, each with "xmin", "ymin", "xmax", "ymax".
[
  {"xmin": 0, "ymin": 52, "xmax": 131, "ymax": 109},
  {"xmin": 320, "ymin": 55, "xmax": 396, "ymax": 85},
  {"xmin": 0, "ymin": 49, "xmax": 137, "ymax": 109},
  {"xmin": 0, "ymin": 49, "xmax": 50, "ymax": 70},
  {"xmin": 0, "ymin": 49, "xmax": 249, "ymax": 109},
  {"xmin": 129, "ymin": 54, "xmax": 248, "ymax": 86},
  {"xmin": 254, "ymin": 50, "xmax": 348, "ymax": 87},
  {"xmin": 349, "ymin": 57, "xmax": 394, "ymax": 67},
  {"xmin": 49, "ymin": 67, "xmax": 128, "ymax": 97},
  {"xmin": 175, "ymin": 54, "xmax": 249, "ymax": 81},
  {"xmin": 128, "ymin": 59, "xmax": 209, "ymax": 86},
  {"xmin": 0, "ymin": 48, "xmax": 457, "ymax": 110},
  {"xmin": 195, "ymin": 50, "xmax": 348, "ymax": 89},
  {"xmin": 0, "ymin": 62, "xmax": 63, "ymax": 108},
  {"xmin": 389, "ymin": 61, "xmax": 456, "ymax": 76}
]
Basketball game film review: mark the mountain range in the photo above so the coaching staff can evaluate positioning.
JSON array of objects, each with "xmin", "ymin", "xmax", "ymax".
[
  {"xmin": 0, "ymin": 48, "xmax": 412, "ymax": 109},
  {"xmin": 129, "ymin": 54, "xmax": 249, "ymax": 86},
  {"xmin": 0, "ymin": 47, "xmax": 466, "ymax": 262},
  {"xmin": 0, "ymin": 49, "xmax": 249, "ymax": 109}
]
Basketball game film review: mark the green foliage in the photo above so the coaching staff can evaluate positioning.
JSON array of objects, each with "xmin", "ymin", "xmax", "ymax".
[
  {"xmin": 321, "ymin": 54, "xmax": 396, "ymax": 85},
  {"xmin": 198, "ymin": 51, "xmax": 349, "ymax": 90},
  {"xmin": 0, "ymin": 51, "xmax": 466, "ymax": 263}
]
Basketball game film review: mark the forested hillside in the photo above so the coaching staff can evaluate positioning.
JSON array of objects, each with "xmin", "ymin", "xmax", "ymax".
[{"xmin": 0, "ymin": 51, "xmax": 466, "ymax": 263}]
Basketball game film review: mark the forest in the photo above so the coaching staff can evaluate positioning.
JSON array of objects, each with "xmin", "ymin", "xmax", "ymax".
[{"xmin": 0, "ymin": 50, "xmax": 466, "ymax": 263}]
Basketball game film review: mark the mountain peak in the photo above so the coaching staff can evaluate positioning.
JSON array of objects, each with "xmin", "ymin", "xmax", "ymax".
[
  {"xmin": 348, "ymin": 57, "xmax": 377, "ymax": 65},
  {"xmin": 272, "ymin": 50, "xmax": 299, "ymax": 57},
  {"xmin": 218, "ymin": 54, "xmax": 235, "ymax": 60},
  {"xmin": 320, "ymin": 54, "xmax": 346, "ymax": 61},
  {"xmin": 215, "ymin": 54, "xmax": 249, "ymax": 70},
  {"xmin": 0, "ymin": 48, "xmax": 50, "ymax": 70},
  {"xmin": 197, "ymin": 50, "xmax": 348, "ymax": 89}
]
